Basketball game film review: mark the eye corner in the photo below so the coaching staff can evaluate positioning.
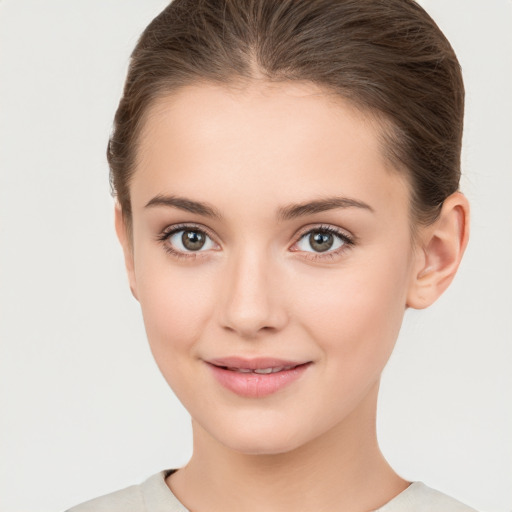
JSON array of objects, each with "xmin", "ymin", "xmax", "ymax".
[
  {"xmin": 290, "ymin": 224, "xmax": 355, "ymax": 261},
  {"xmin": 156, "ymin": 223, "xmax": 220, "ymax": 260}
]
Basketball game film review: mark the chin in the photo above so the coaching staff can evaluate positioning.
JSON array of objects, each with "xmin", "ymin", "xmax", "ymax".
[
  {"xmin": 204, "ymin": 417, "xmax": 317, "ymax": 457},
  {"xmin": 224, "ymin": 434, "xmax": 303, "ymax": 456}
]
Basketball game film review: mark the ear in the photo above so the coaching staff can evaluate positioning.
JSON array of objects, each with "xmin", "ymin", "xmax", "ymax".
[
  {"xmin": 114, "ymin": 204, "xmax": 139, "ymax": 301},
  {"xmin": 407, "ymin": 192, "xmax": 470, "ymax": 309}
]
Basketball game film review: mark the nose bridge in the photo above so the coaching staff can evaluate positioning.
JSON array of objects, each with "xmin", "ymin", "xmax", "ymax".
[{"xmin": 219, "ymin": 242, "xmax": 286, "ymax": 338}]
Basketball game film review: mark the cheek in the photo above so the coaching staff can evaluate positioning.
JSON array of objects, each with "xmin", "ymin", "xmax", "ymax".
[
  {"xmin": 134, "ymin": 260, "xmax": 221, "ymax": 410},
  {"xmin": 134, "ymin": 252, "xmax": 217, "ymax": 362},
  {"xmin": 284, "ymin": 254, "xmax": 411, "ymax": 428},
  {"xmin": 292, "ymin": 250, "xmax": 411, "ymax": 373}
]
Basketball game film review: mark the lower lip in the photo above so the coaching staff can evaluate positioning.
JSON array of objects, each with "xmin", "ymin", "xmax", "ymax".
[{"xmin": 207, "ymin": 363, "xmax": 311, "ymax": 398}]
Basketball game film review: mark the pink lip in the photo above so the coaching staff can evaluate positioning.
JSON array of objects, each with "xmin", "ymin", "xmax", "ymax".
[{"xmin": 205, "ymin": 357, "xmax": 312, "ymax": 398}]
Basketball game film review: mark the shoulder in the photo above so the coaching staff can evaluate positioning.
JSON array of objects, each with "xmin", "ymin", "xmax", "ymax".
[
  {"xmin": 376, "ymin": 482, "xmax": 479, "ymax": 512},
  {"xmin": 65, "ymin": 483, "xmax": 143, "ymax": 512},
  {"xmin": 65, "ymin": 470, "xmax": 181, "ymax": 512}
]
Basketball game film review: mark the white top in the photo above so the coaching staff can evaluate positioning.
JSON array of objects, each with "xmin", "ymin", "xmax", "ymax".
[{"xmin": 66, "ymin": 470, "xmax": 478, "ymax": 512}]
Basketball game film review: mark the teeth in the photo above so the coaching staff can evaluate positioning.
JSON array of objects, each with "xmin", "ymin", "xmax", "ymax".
[
  {"xmin": 254, "ymin": 367, "xmax": 275, "ymax": 374},
  {"xmin": 226, "ymin": 365, "xmax": 298, "ymax": 374},
  {"xmin": 229, "ymin": 366, "xmax": 295, "ymax": 375}
]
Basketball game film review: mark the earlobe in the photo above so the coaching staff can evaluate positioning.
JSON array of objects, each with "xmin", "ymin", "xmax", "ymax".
[
  {"xmin": 114, "ymin": 204, "xmax": 139, "ymax": 301},
  {"xmin": 407, "ymin": 192, "xmax": 470, "ymax": 309}
]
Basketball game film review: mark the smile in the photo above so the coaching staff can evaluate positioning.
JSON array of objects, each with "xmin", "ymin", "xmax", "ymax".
[
  {"xmin": 221, "ymin": 365, "xmax": 299, "ymax": 374},
  {"xmin": 206, "ymin": 358, "xmax": 312, "ymax": 398}
]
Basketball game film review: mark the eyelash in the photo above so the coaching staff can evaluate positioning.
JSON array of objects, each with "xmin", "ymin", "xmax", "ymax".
[
  {"xmin": 156, "ymin": 223, "xmax": 216, "ymax": 261},
  {"xmin": 156, "ymin": 223, "xmax": 354, "ymax": 262},
  {"xmin": 294, "ymin": 225, "xmax": 354, "ymax": 262}
]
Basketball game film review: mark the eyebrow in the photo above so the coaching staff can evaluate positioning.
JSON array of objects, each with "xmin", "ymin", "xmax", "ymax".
[
  {"xmin": 144, "ymin": 194, "xmax": 374, "ymax": 220},
  {"xmin": 277, "ymin": 196, "xmax": 374, "ymax": 221},
  {"xmin": 145, "ymin": 194, "xmax": 223, "ymax": 219}
]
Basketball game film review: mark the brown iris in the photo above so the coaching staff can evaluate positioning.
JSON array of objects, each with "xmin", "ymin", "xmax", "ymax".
[
  {"xmin": 309, "ymin": 231, "xmax": 334, "ymax": 252},
  {"xmin": 182, "ymin": 230, "xmax": 206, "ymax": 251}
]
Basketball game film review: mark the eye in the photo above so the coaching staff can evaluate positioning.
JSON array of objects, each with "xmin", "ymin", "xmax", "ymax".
[
  {"xmin": 168, "ymin": 228, "xmax": 215, "ymax": 252},
  {"xmin": 159, "ymin": 225, "xmax": 218, "ymax": 256},
  {"xmin": 294, "ymin": 227, "xmax": 352, "ymax": 254}
]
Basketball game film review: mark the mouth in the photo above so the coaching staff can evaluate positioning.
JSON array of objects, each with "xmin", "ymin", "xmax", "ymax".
[
  {"xmin": 212, "ymin": 364, "xmax": 304, "ymax": 374},
  {"xmin": 207, "ymin": 356, "xmax": 309, "ymax": 372},
  {"xmin": 205, "ymin": 357, "xmax": 312, "ymax": 398}
]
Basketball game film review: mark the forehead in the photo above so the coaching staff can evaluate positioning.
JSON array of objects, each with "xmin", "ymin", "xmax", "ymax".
[
  {"xmin": 132, "ymin": 81, "xmax": 409, "ymax": 218},
  {"xmin": 139, "ymin": 80, "xmax": 380, "ymax": 157}
]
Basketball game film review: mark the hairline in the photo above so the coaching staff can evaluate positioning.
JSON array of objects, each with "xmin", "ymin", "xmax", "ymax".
[{"xmin": 118, "ymin": 78, "xmax": 431, "ymax": 245}]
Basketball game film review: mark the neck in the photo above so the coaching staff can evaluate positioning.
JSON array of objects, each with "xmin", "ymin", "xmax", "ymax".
[{"xmin": 167, "ymin": 382, "xmax": 408, "ymax": 512}]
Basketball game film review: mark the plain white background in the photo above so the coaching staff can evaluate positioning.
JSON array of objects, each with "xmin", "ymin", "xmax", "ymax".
[{"xmin": 0, "ymin": 1, "xmax": 511, "ymax": 511}]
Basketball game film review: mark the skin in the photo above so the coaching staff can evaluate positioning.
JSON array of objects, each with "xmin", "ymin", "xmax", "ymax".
[{"xmin": 116, "ymin": 81, "xmax": 469, "ymax": 512}]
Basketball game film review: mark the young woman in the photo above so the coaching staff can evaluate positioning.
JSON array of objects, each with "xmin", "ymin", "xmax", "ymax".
[{"xmin": 67, "ymin": 0, "xmax": 476, "ymax": 510}]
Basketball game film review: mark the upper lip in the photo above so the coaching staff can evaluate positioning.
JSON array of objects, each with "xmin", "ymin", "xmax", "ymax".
[{"xmin": 206, "ymin": 357, "xmax": 309, "ymax": 370}]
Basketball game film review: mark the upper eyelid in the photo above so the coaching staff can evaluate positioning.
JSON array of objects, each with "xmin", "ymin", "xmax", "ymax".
[
  {"xmin": 158, "ymin": 222, "xmax": 354, "ymax": 249},
  {"xmin": 160, "ymin": 222, "xmax": 352, "ymax": 235},
  {"xmin": 159, "ymin": 222, "xmax": 218, "ymax": 241},
  {"xmin": 294, "ymin": 224, "xmax": 354, "ymax": 243}
]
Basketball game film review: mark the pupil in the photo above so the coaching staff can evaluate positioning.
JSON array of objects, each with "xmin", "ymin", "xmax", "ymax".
[
  {"xmin": 182, "ymin": 230, "xmax": 205, "ymax": 251},
  {"xmin": 310, "ymin": 231, "xmax": 333, "ymax": 252}
]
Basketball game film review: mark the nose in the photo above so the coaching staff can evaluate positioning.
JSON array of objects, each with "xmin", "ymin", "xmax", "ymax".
[{"xmin": 218, "ymin": 245, "xmax": 288, "ymax": 339}]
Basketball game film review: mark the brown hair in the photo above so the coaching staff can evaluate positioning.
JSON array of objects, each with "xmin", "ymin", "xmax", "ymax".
[{"xmin": 108, "ymin": 0, "xmax": 464, "ymax": 226}]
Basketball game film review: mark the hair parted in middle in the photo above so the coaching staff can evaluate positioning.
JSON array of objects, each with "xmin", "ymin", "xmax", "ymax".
[{"xmin": 108, "ymin": 0, "xmax": 464, "ymax": 227}]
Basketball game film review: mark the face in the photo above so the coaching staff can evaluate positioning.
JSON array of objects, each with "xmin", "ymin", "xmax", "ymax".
[{"xmin": 123, "ymin": 81, "xmax": 420, "ymax": 455}]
